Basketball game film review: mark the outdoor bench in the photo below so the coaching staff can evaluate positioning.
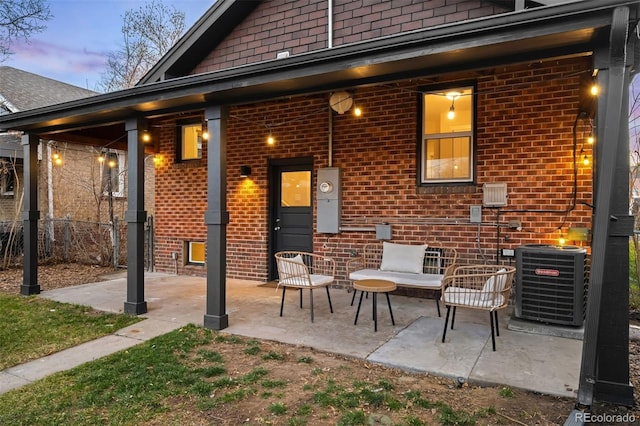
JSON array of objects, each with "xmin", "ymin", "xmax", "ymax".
[{"xmin": 346, "ymin": 242, "xmax": 457, "ymax": 317}]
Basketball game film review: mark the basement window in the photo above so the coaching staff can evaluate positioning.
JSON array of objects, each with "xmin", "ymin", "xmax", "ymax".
[
  {"xmin": 186, "ymin": 241, "xmax": 205, "ymax": 265},
  {"xmin": 419, "ymin": 84, "xmax": 475, "ymax": 185}
]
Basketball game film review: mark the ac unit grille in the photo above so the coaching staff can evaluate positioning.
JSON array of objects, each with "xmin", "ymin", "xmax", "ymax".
[{"xmin": 515, "ymin": 245, "xmax": 587, "ymax": 326}]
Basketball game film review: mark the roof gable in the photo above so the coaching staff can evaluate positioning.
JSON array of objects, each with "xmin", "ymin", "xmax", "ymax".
[
  {"xmin": 141, "ymin": 0, "xmax": 524, "ymax": 85},
  {"xmin": 0, "ymin": 66, "xmax": 96, "ymax": 112}
]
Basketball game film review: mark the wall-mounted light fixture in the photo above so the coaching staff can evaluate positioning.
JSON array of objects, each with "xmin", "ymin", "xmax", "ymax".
[{"xmin": 240, "ymin": 165, "xmax": 252, "ymax": 177}]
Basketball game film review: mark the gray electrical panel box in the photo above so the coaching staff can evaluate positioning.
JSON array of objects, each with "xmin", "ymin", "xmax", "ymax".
[
  {"xmin": 375, "ymin": 224, "xmax": 392, "ymax": 240},
  {"xmin": 470, "ymin": 205, "xmax": 482, "ymax": 223},
  {"xmin": 317, "ymin": 167, "xmax": 341, "ymax": 233}
]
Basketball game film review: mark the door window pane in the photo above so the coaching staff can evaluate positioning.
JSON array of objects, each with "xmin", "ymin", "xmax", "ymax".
[{"xmin": 281, "ymin": 171, "xmax": 311, "ymax": 207}]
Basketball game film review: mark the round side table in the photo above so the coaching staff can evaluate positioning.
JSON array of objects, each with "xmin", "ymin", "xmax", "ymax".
[{"xmin": 353, "ymin": 279, "xmax": 397, "ymax": 331}]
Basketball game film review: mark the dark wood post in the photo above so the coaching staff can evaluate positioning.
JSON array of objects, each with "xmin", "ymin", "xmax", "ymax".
[
  {"xmin": 203, "ymin": 105, "xmax": 229, "ymax": 330},
  {"xmin": 124, "ymin": 118, "xmax": 148, "ymax": 315},
  {"xmin": 20, "ymin": 133, "xmax": 39, "ymax": 295}
]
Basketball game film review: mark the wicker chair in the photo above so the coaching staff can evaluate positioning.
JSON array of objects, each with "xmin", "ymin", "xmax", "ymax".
[
  {"xmin": 441, "ymin": 265, "xmax": 516, "ymax": 351},
  {"xmin": 274, "ymin": 251, "xmax": 335, "ymax": 322}
]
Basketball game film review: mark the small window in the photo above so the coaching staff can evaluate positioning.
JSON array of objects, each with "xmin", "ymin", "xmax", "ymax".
[
  {"xmin": 420, "ymin": 85, "xmax": 475, "ymax": 184},
  {"xmin": 178, "ymin": 122, "xmax": 203, "ymax": 161},
  {"xmin": 187, "ymin": 241, "xmax": 205, "ymax": 265},
  {"xmin": 102, "ymin": 150, "xmax": 125, "ymax": 197},
  {"xmin": 0, "ymin": 165, "xmax": 15, "ymax": 198}
]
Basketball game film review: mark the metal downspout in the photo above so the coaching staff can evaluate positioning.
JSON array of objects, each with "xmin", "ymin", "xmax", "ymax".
[
  {"xmin": 328, "ymin": 107, "xmax": 333, "ymax": 167},
  {"xmin": 328, "ymin": 0, "xmax": 333, "ymax": 49},
  {"xmin": 573, "ymin": 5, "xmax": 629, "ymax": 414}
]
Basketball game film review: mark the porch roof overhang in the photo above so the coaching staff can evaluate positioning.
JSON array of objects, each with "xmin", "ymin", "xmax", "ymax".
[{"xmin": 0, "ymin": 0, "xmax": 636, "ymax": 143}]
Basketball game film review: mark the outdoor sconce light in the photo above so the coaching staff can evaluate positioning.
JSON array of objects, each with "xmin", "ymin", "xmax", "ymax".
[{"xmin": 240, "ymin": 165, "xmax": 252, "ymax": 177}]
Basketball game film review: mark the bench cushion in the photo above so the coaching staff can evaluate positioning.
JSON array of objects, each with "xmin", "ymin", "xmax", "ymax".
[
  {"xmin": 349, "ymin": 269, "xmax": 443, "ymax": 290},
  {"xmin": 380, "ymin": 242, "xmax": 428, "ymax": 274}
]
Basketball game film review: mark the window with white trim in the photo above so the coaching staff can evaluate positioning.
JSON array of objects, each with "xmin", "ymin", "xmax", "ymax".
[
  {"xmin": 186, "ymin": 241, "xmax": 205, "ymax": 265},
  {"xmin": 102, "ymin": 150, "xmax": 125, "ymax": 197},
  {"xmin": 420, "ymin": 85, "xmax": 475, "ymax": 184},
  {"xmin": 177, "ymin": 122, "xmax": 203, "ymax": 161}
]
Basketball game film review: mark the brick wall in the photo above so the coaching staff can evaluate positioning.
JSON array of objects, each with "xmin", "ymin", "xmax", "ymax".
[
  {"xmin": 192, "ymin": 0, "xmax": 507, "ymax": 74},
  {"xmin": 41, "ymin": 145, "xmax": 155, "ymax": 223},
  {"xmin": 154, "ymin": 56, "xmax": 594, "ymax": 284}
]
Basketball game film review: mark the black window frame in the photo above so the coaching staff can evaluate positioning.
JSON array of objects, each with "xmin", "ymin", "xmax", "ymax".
[
  {"xmin": 176, "ymin": 119, "xmax": 204, "ymax": 163},
  {"xmin": 416, "ymin": 80, "xmax": 478, "ymax": 187}
]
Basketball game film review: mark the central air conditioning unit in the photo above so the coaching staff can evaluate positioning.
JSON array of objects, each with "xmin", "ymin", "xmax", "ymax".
[{"xmin": 515, "ymin": 244, "xmax": 588, "ymax": 326}]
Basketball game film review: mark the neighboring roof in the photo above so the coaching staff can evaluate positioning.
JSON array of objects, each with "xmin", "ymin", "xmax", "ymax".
[
  {"xmin": 0, "ymin": 0, "xmax": 635, "ymax": 139},
  {"xmin": 0, "ymin": 66, "xmax": 97, "ymax": 112}
]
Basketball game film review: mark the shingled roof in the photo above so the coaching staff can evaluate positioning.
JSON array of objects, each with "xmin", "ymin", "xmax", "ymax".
[{"xmin": 0, "ymin": 66, "xmax": 96, "ymax": 113}]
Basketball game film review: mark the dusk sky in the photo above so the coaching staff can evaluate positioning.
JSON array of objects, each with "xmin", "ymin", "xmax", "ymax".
[{"xmin": 3, "ymin": 0, "xmax": 213, "ymax": 92}]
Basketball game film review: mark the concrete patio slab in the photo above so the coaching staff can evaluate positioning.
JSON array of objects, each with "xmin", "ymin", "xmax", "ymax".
[
  {"xmin": 368, "ymin": 315, "xmax": 490, "ymax": 379},
  {"xmin": 2, "ymin": 272, "xmax": 583, "ymax": 400}
]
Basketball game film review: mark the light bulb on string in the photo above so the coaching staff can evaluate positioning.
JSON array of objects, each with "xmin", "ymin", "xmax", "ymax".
[
  {"xmin": 587, "ymin": 121, "xmax": 595, "ymax": 144},
  {"xmin": 353, "ymin": 105, "xmax": 362, "ymax": 117},
  {"xmin": 266, "ymin": 134, "xmax": 275, "ymax": 146},
  {"xmin": 52, "ymin": 149, "xmax": 62, "ymax": 166},
  {"xmin": 447, "ymin": 101, "xmax": 455, "ymax": 120}
]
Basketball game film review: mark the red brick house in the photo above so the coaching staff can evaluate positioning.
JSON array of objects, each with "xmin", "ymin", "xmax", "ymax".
[{"xmin": 0, "ymin": 0, "xmax": 635, "ymax": 408}]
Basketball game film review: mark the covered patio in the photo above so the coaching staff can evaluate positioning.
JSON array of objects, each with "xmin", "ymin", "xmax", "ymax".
[{"xmin": 39, "ymin": 272, "xmax": 582, "ymax": 399}]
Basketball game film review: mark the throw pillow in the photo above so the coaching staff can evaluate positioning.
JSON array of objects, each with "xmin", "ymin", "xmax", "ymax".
[
  {"xmin": 481, "ymin": 268, "xmax": 508, "ymax": 299},
  {"xmin": 379, "ymin": 242, "xmax": 427, "ymax": 274}
]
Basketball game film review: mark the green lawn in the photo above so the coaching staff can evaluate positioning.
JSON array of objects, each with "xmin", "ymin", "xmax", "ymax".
[
  {"xmin": 630, "ymin": 241, "xmax": 640, "ymax": 311},
  {"xmin": 0, "ymin": 325, "xmax": 508, "ymax": 426},
  {"xmin": 0, "ymin": 294, "xmax": 141, "ymax": 370}
]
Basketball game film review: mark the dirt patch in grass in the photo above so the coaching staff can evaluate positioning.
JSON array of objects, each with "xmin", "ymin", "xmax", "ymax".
[
  {"xmin": 0, "ymin": 263, "xmax": 120, "ymax": 294},
  {"xmin": 141, "ymin": 331, "xmax": 592, "ymax": 425}
]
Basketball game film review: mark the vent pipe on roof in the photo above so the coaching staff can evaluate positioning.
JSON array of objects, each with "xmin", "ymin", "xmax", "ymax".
[{"xmin": 328, "ymin": 0, "xmax": 333, "ymax": 49}]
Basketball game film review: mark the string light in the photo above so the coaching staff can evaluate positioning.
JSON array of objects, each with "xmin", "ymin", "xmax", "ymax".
[
  {"xmin": 447, "ymin": 101, "xmax": 455, "ymax": 120},
  {"xmin": 590, "ymin": 82, "xmax": 599, "ymax": 96},
  {"xmin": 353, "ymin": 105, "xmax": 362, "ymax": 117},
  {"xmin": 586, "ymin": 120, "xmax": 595, "ymax": 144},
  {"xmin": 558, "ymin": 229, "xmax": 566, "ymax": 245},
  {"xmin": 266, "ymin": 134, "xmax": 275, "ymax": 145},
  {"xmin": 142, "ymin": 131, "xmax": 151, "ymax": 143},
  {"xmin": 446, "ymin": 91, "xmax": 460, "ymax": 120},
  {"xmin": 52, "ymin": 148, "xmax": 62, "ymax": 166}
]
